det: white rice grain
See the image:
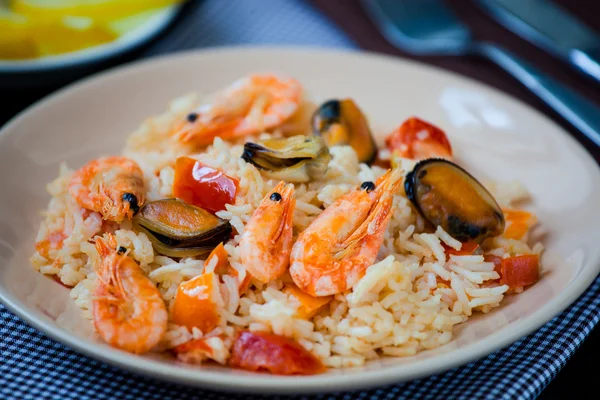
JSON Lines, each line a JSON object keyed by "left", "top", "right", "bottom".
{"left": 435, "top": 226, "right": 461, "bottom": 250}
{"left": 418, "top": 233, "right": 446, "bottom": 263}
{"left": 465, "top": 285, "right": 509, "bottom": 297}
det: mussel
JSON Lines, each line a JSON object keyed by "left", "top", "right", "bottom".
{"left": 241, "top": 135, "right": 331, "bottom": 183}
{"left": 404, "top": 159, "right": 505, "bottom": 242}
{"left": 133, "top": 199, "right": 232, "bottom": 257}
{"left": 312, "top": 99, "right": 377, "bottom": 165}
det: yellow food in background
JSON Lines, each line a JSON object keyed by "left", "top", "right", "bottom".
{"left": 0, "top": 13, "right": 117, "bottom": 59}
{"left": 33, "top": 18, "right": 117, "bottom": 57}
{"left": 0, "top": 0, "right": 183, "bottom": 60}
{"left": 0, "top": 12, "right": 36, "bottom": 59}
{"left": 0, "top": 33, "right": 37, "bottom": 60}
{"left": 11, "top": 0, "right": 181, "bottom": 21}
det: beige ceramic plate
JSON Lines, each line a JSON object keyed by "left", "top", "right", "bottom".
{"left": 1, "top": 48, "right": 599, "bottom": 394}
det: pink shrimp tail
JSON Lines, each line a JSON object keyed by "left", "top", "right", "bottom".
{"left": 95, "top": 234, "right": 117, "bottom": 258}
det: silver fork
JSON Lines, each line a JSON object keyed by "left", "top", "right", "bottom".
{"left": 363, "top": 0, "right": 600, "bottom": 146}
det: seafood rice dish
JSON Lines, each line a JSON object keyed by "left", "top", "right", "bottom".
{"left": 31, "top": 73, "right": 543, "bottom": 374}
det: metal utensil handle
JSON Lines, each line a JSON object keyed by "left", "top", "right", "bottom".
{"left": 478, "top": 43, "right": 600, "bottom": 146}
{"left": 570, "top": 47, "right": 600, "bottom": 83}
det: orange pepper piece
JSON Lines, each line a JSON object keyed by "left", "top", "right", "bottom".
{"left": 171, "top": 272, "right": 219, "bottom": 333}
{"left": 283, "top": 284, "right": 332, "bottom": 319}
{"left": 172, "top": 337, "right": 214, "bottom": 364}
{"left": 502, "top": 209, "right": 537, "bottom": 240}
{"left": 206, "top": 243, "right": 252, "bottom": 293}
{"left": 232, "top": 269, "right": 252, "bottom": 295}
{"left": 173, "top": 337, "right": 212, "bottom": 355}
{"left": 205, "top": 243, "right": 229, "bottom": 275}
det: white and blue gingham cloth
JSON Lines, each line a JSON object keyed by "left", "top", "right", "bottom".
{"left": 1, "top": 1, "right": 599, "bottom": 399}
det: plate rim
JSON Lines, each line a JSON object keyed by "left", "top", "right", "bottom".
{"left": 1, "top": 46, "right": 599, "bottom": 394}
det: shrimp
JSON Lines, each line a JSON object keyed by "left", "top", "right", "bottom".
{"left": 172, "top": 74, "right": 302, "bottom": 147}
{"left": 290, "top": 168, "right": 404, "bottom": 296}
{"left": 69, "top": 156, "right": 145, "bottom": 222}
{"left": 239, "top": 181, "right": 295, "bottom": 283}
{"left": 92, "top": 234, "right": 167, "bottom": 354}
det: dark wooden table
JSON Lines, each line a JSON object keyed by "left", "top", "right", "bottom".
{"left": 1, "top": 1, "right": 597, "bottom": 398}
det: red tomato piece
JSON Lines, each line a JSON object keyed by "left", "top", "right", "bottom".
{"left": 484, "top": 254, "right": 503, "bottom": 275}
{"left": 385, "top": 117, "right": 452, "bottom": 160}
{"left": 500, "top": 254, "right": 540, "bottom": 288}
{"left": 173, "top": 156, "right": 238, "bottom": 214}
{"left": 443, "top": 241, "right": 479, "bottom": 256}
{"left": 230, "top": 331, "right": 325, "bottom": 375}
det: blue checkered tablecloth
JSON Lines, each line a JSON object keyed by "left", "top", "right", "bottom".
{"left": 1, "top": 1, "right": 599, "bottom": 399}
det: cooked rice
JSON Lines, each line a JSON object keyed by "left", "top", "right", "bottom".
{"left": 30, "top": 93, "right": 543, "bottom": 368}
